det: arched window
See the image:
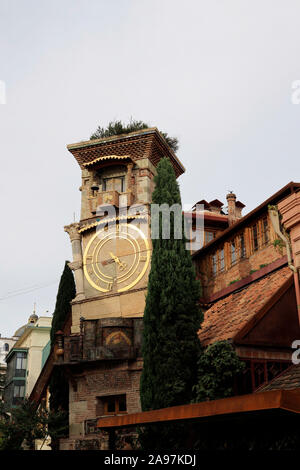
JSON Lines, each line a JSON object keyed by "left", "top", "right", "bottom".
{"left": 4, "top": 343, "right": 9, "bottom": 352}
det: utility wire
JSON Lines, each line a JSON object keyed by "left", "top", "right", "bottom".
{"left": 0, "top": 280, "right": 58, "bottom": 301}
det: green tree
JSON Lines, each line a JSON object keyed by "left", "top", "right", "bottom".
{"left": 139, "top": 158, "right": 202, "bottom": 448}
{"left": 90, "top": 118, "right": 179, "bottom": 153}
{"left": 193, "top": 341, "right": 245, "bottom": 402}
{"left": 0, "top": 399, "right": 67, "bottom": 451}
{"left": 49, "top": 261, "right": 76, "bottom": 449}
{"left": 50, "top": 261, "right": 76, "bottom": 346}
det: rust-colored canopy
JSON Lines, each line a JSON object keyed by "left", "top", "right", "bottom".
{"left": 97, "top": 389, "right": 300, "bottom": 430}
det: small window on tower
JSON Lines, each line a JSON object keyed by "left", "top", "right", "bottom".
{"left": 103, "top": 176, "right": 125, "bottom": 193}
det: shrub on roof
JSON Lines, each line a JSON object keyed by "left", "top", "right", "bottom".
{"left": 90, "top": 118, "right": 179, "bottom": 153}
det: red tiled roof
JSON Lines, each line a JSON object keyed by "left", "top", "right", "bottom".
{"left": 258, "top": 365, "right": 300, "bottom": 392}
{"left": 198, "top": 266, "right": 292, "bottom": 346}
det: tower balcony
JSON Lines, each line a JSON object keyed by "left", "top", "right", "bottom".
{"left": 89, "top": 191, "right": 134, "bottom": 215}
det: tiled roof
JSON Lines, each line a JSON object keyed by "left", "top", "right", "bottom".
{"left": 198, "top": 266, "right": 292, "bottom": 346}
{"left": 67, "top": 128, "right": 185, "bottom": 176}
{"left": 258, "top": 365, "right": 300, "bottom": 392}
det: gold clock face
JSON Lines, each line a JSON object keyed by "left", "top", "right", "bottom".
{"left": 83, "top": 223, "right": 150, "bottom": 293}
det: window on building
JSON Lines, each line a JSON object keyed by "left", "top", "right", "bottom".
{"left": 236, "top": 359, "right": 290, "bottom": 394}
{"left": 212, "top": 254, "right": 217, "bottom": 276}
{"left": 262, "top": 217, "right": 269, "bottom": 245}
{"left": 4, "top": 343, "right": 9, "bottom": 352}
{"left": 211, "top": 247, "right": 225, "bottom": 276}
{"left": 219, "top": 248, "right": 225, "bottom": 272}
{"left": 230, "top": 240, "right": 236, "bottom": 265}
{"left": 13, "top": 384, "right": 25, "bottom": 398}
{"left": 12, "top": 382, "right": 25, "bottom": 405}
{"left": 204, "top": 231, "right": 214, "bottom": 244}
{"left": 240, "top": 233, "right": 246, "bottom": 258}
{"left": 103, "top": 176, "right": 125, "bottom": 193}
{"left": 252, "top": 224, "right": 259, "bottom": 251}
{"left": 15, "top": 352, "right": 27, "bottom": 376}
{"left": 98, "top": 394, "right": 127, "bottom": 416}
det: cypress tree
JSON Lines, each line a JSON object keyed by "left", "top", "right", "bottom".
{"left": 50, "top": 261, "right": 76, "bottom": 346}
{"left": 49, "top": 261, "right": 75, "bottom": 449}
{"left": 139, "top": 158, "right": 202, "bottom": 447}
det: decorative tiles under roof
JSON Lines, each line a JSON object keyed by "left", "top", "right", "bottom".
{"left": 82, "top": 155, "right": 132, "bottom": 168}
{"left": 78, "top": 214, "right": 148, "bottom": 233}
{"left": 198, "top": 266, "right": 293, "bottom": 346}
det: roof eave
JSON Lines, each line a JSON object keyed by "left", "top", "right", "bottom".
{"left": 67, "top": 127, "right": 185, "bottom": 174}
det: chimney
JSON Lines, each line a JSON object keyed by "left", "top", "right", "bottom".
{"left": 226, "top": 192, "right": 245, "bottom": 225}
{"left": 226, "top": 192, "right": 237, "bottom": 225}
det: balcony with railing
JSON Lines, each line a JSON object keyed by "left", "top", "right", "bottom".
{"left": 89, "top": 191, "right": 134, "bottom": 215}
{"left": 57, "top": 318, "right": 142, "bottom": 365}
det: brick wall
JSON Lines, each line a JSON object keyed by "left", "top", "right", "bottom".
{"left": 68, "top": 359, "right": 142, "bottom": 439}
{"left": 198, "top": 243, "right": 287, "bottom": 299}
{"left": 195, "top": 211, "right": 287, "bottom": 299}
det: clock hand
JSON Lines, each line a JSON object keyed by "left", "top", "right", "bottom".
{"left": 109, "top": 252, "right": 127, "bottom": 271}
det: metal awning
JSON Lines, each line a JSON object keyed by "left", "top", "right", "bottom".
{"left": 97, "top": 389, "right": 300, "bottom": 430}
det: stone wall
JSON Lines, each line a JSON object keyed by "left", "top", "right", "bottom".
{"left": 69, "top": 362, "right": 142, "bottom": 432}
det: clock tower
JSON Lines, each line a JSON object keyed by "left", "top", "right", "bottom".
{"left": 60, "top": 128, "right": 185, "bottom": 450}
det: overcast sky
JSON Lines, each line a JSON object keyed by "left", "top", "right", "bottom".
{"left": 0, "top": 0, "right": 299, "bottom": 337}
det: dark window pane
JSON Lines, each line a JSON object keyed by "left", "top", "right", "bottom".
{"left": 262, "top": 218, "right": 269, "bottom": 244}
{"left": 119, "top": 396, "right": 126, "bottom": 412}
{"left": 240, "top": 234, "right": 246, "bottom": 258}
{"left": 252, "top": 225, "right": 259, "bottom": 251}
{"left": 231, "top": 241, "right": 236, "bottom": 264}
{"left": 219, "top": 248, "right": 225, "bottom": 271}
{"left": 205, "top": 231, "right": 214, "bottom": 243}
{"left": 107, "top": 399, "right": 115, "bottom": 413}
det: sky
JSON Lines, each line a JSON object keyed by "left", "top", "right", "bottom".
{"left": 0, "top": 0, "right": 299, "bottom": 337}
